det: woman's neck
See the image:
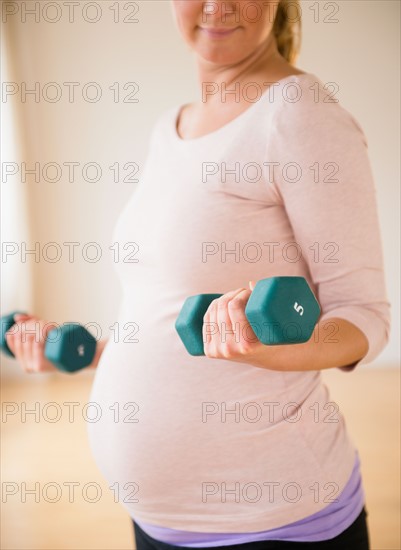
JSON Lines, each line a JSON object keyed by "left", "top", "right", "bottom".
{"left": 195, "top": 35, "right": 293, "bottom": 106}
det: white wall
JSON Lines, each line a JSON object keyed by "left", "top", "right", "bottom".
{"left": 1, "top": 0, "right": 399, "bottom": 377}
{"left": 1, "top": 24, "right": 32, "bottom": 313}
{"left": 298, "top": 0, "right": 400, "bottom": 365}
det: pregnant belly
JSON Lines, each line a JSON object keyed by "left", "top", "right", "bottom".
{"left": 87, "top": 335, "right": 268, "bottom": 491}
{"left": 86, "top": 319, "right": 355, "bottom": 529}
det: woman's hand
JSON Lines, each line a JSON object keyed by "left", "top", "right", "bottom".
{"left": 5, "top": 313, "right": 60, "bottom": 374}
{"left": 202, "top": 281, "right": 369, "bottom": 372}
{"left": 87, "top": 338, "right": 108, "bottom": 370}
{"left": 202, "top": 281, "right": 271, "bottom": 366}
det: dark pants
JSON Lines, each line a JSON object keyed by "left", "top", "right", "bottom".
{"left": 133, "top": 506, "right": 370, "bottom": 550}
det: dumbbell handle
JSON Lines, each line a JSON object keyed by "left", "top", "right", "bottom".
{"left": 0, "top": 311, "right": 97, "bottom": 373}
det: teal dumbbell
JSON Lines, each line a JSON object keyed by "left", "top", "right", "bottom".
{"left": 0, "top": 311, "right": 97, "bottom": 373}
{"left": 175, "top": 276, "right": 321, "bottom": 356}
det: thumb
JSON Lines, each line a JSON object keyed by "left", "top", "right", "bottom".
{"left": 13, "top": 313, "right": 32, "bottom": 322}
{"left": 249, "top": 280, "right": 256, "bottom": 291}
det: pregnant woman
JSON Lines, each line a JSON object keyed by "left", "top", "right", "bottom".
{"left": 7, "top": 1, "right": 390, "bottom": 549}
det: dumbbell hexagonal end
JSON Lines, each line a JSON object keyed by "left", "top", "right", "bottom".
{"left": 45, "top": 324, "right": 97, "bottom": 373}
{"left": 245, "top": 277, "right": 321, "bottom": 345}
{"left": 176, "top": 294, "right": 222, "bottom": 356}
{"left": 0, "top": 311, "right": 27, "bottom": 357}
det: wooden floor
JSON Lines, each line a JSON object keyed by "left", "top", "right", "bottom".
{"left": 1, "top": 367, "right": 400, "bottom": 550}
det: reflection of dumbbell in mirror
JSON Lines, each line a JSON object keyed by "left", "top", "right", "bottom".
{"left": 175, "top": 277, "right": 321, "bottom": 356}
{"left": 0, "top": 312, "right": 97, "bottom": 373}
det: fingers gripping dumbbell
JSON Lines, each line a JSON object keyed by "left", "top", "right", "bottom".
{"left": 0, "top": 312, "right": 97, "bottom": 373}
{"left": 175, "top": 277, "right": 321, "bottom": 356}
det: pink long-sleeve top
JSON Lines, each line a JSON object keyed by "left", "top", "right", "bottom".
{"left": 88, "top": 73, "right": 390, "bottom": 532}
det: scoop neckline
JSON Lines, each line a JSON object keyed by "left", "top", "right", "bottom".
{"left": 172, "top": 72, "right": 316, "bottom": 144}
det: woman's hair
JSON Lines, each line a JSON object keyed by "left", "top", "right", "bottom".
{"left": 272, "top": 0, "right": 302, "bottom": 65}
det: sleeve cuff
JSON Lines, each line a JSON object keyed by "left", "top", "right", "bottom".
{"left": 318, "top": 306, "right": 390, "bottom": 371}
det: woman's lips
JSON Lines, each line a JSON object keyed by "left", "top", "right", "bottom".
{"left": 199, "top": 27, "right": 239, "bottom": 39}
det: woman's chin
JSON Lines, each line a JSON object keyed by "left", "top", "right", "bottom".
{"left": 195, "top": 47, "right": 247, "bottom": 67}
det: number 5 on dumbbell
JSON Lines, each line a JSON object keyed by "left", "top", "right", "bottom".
{"left": 0, "top": 312, "right": 97, "bottom": 373}
{"left": 175, "top": 276, "right": 321, "bottom": 356}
